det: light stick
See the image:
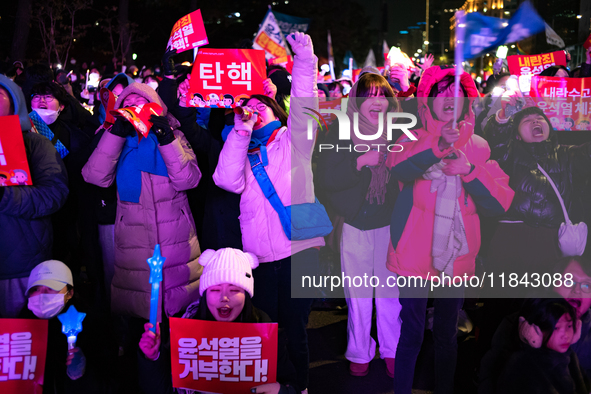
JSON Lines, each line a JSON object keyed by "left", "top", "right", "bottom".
{"left": 147, "top": 244, "right": 166, "bottom": 333}
{"left": 58, "top": 306, "right": 86, "bottom": 350}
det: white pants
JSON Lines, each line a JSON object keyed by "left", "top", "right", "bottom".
{"left": 341, "top": 223, "right": 402, "bottom": 363}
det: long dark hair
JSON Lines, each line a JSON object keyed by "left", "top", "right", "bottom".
{"left": 520, "top": 298, "right": 577, "bottom": 346}
{"left": 352, "top": 73, "right": 399, "bottom": 113}
{"left": 245, "top": 94, "right": 288, "bottom": 127}
{"left": 193, "top": 290, "right": 259, "bottom": 323}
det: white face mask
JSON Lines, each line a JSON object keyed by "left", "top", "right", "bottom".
{"left": 35, "top": 109, "right": 60, "bottom": 125}
{"left": 28, "top": 293, "right": 66, "bottom": 319}
{"left": 147, "top": 81, "right": 159, "bottom": 91}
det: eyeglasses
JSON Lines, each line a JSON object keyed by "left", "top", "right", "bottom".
{"left": 569, "top": 281, "right": 591, "bottom": 293}
{"left": 250, "top": 102, "right": 268, "bottom": 112}
{"left": 31, "top": 95, "right": 56, "bottom": 103}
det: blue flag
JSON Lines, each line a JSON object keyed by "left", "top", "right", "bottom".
{"left": 463, "top": 1, "right": 545, "bottom": 59}
{"left": 272, "top": 11, "right": 311, "bottom": 36}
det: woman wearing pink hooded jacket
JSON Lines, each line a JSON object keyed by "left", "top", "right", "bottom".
{"left": 213, "top": 33, "right": 322, "bottom": 392}
{"left": 385, "top": 66, "right": 514, "bottom": 393}
{"left": 82, "top": 83, "right": 202, "bottom": 322}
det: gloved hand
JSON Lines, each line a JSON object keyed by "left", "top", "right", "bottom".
{"left": 518, "top": 316, "right": 543, "bottom": 348}
{"left": 109, "top": 118, "right": 136, "bottom": 138}
{"left": 286, "top": 32, "right": 314, "bottom": 59}
{"left": 162, "top": 49, "right": 177, "bottom": 77}
{"left": 150, "top": 115, "right": 175, "bottom": 145}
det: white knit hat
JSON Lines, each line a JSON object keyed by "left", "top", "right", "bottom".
{"left": 198, "top": 248, "right": 259, "bottom": 297}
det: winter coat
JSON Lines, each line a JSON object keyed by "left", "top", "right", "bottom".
{"left": 497, "top": 347, "right": 589, "bottom": 394}
{"left": 0, "top": 75, "right": 69, "bottom": 280}
{"left": 571, "top": 311, "right": 591, "bottom": 381}
{"left": 385, "top": 66, "right": 514, "bottom": 279}
{"left": 482, "top": 115, "right": 591, "bottom": 228}
{"left": 82, "top": 83, "right": 203, "bottom": 320}
{"left": 213, "top": 54, "right": 324, "bottom": 263}
{"left": 158, "top": 77, "right": 242, "bottom": 250}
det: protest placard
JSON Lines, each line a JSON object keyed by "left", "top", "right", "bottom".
{"left": 253, "top": 10, "right": 290, "bottom": 60}
{"left": 170, "top": 318, "right": 278, "bottom": 394}
{"left": 0, "top": 319, "right": 48, "bottom": 394}
{"left": 530, "top": 76, "right": 591, "bottom": 130}
{"left": 166, "top": 10, "right": 209, "bottom": 54}
{"left": 99, "top": 88, "right": 116, "bottom": 127}
{"left": 110, "top": 103, "right": 164, "bottom": 139}
{"left": 187, "top": 49, "right": 266, "bottom": 108}
{"left": 0, "top": 115, "right": 33, "bottom": 186}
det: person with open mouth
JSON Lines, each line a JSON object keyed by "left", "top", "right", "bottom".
{"left": 138, "top": 248, "right": 302, "bottom": 394}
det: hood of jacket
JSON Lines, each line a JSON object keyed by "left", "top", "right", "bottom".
{"left": 98, "top": 73, "right": 136, "bottom": 124}
{"left": 0, "top": 74, "right": 32, "bottom": 131}
{"left": 415, "top": 66, "right": 479, "bottom": 144}
{"left": 115, "top": 82, "right": 168, "bottom": 116}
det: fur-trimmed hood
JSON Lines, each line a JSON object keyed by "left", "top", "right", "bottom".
{"left": 115, "top": 83, "right": 168, "bottom": 116}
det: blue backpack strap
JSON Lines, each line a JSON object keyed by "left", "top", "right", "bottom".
{"left": 247, "top": 154, "right": 292, "bottom": 240}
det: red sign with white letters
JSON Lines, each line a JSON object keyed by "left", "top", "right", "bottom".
{"left": 110, "top": 103, "right": 164, "bottom": 139}
{"left": 187, "top": 49, "right": 266, "bottom": 108}
{"left": 0, "top": 319, "right": 48, "bottom": 394}
{"left": 166, "top": 10, "right": 209, "bottom": 54}
{"left": 529, "top": 76, "right": 591, "bottom": 130}
{"left": 507, "top": 51, "right": 567, "bottom": 76}
{"left": 169, "top": 318, "right": 278, "bottom": 394}
{"left": 0, "top": 115, "right": 33, "bottom": 186}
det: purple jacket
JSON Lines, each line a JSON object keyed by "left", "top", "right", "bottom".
{"left": 82, "top": 84, "right": 202, "bottom": 320}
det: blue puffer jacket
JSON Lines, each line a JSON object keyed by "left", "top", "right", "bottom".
{"left": 0, "top": 75, "right": 69, "bottom": 280}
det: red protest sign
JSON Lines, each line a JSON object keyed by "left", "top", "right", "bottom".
{"left": 0, "top": 319, "right": 48, "bottom": 394}
{"left": 507, "top": 51, "right": 567, "bottom": 76}
{"left": 110, "top": 103, "right": 164, "bottom": 139}
{"left": 169, "top": 318, "right": 278, "bottom": 394}
{"left": 319, "top": 97, "right": 343, "bottom": 126}
{"left": 529, "top": 76, "right": 591, "bottom": 130}
{"left": 99, "top": 88, "right": 116, "bottom": 127}
{"left": 167, "top": 10, "right": 208, "bottom": 54}
{"left": 584, "top": 33, "right": 591, "bottom": 50}
{"left": 0, "top": 115, "right": 33, "bottom": 186}
{"left": 188, "top": 49, "right": 266, "bottom": 108}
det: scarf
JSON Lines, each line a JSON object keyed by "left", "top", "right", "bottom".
{"left": 347, "top": 86, "right": 392, "bottom": 205}
{"left": 115, "top": 131, "right": 169, "bottom": 203}
{"left": 424, "top": 162, "right": 470, "bottom": 276}
{"left": 29, "top": 111, "right": 69, "bottom": 159}
{"left": 221, "top": 120, "right": 282, "bottom": 166}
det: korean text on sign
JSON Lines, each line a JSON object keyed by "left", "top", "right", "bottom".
{"left": 170, "top": 318, "right": 278, "bottom": 394}
{"left": 0, "top": 319, "right": 48, "bottom": 394}
{"left": 507, "top": 51, "right": 567, "bottom": 76}
{"left": 188, "top": 49, "right": 266, "bottom": 109}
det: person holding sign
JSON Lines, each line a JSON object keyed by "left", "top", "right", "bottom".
{"left": 82, "top": 83, "right": 203, "bottom": 322}
{"left": 213, "top": 32, "right": 323, "bottom": 392}
{"left": 137, "top": 247, "right": 300, "bottom": 394}
{"left": 0, "top": 74, "right": 69, "bottom": 319}
{"left": 19, "top": 259, "right": 117, "bottom": 393}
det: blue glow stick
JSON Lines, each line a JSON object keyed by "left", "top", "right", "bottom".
{"left": 147, "top": 244, "right": 165, "bottom": 333}
{"left": 58, "top": 305, "right": 86, "bottom": 350}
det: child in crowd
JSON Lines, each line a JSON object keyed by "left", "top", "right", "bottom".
{"left": 138, "top": 248, "right": 300, "bottom": 394}
{"left": 497, "top": 298, "right": 588, "bottom": 393}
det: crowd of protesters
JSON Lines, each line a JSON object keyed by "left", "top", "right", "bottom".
{"left": 2, "top": 30, "right": 591, "bottom": 394}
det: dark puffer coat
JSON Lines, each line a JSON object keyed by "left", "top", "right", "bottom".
{"left": 482, "top": 109, "right": 591, "bottom": 228}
